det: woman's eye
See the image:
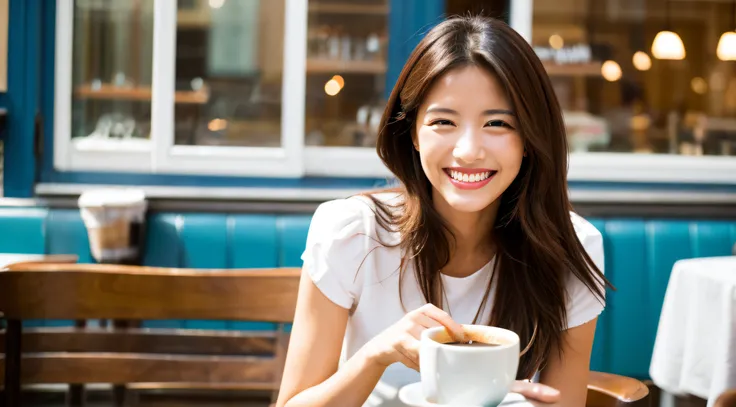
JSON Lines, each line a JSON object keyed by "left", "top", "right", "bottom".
{"left": 486, "top": 120, "right": 514, "bottom": 129}
{"left": 429, "top": 119, "right": 454, "bottom": 126}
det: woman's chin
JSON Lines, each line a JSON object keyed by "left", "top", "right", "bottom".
{"left": 441, "top": 191, "right": 497, "bottom": 213}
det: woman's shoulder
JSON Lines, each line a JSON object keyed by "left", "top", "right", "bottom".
{"left": 302, "top": 192, "right": 403, "bottom": 310}
{"left": 310, "top": 192, "right": 403, "bottom": 239}
{"left": 564, "top": 211, "right": 606, "bottom": 329}
{"left": 570, "top": 212, "right": 603, "bottom": 260}
{"left": 569, "top": 211, "right": 602, "bottom": 245}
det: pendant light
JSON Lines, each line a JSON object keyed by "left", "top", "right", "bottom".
{"left": 717, "top": 0, "right": 736, "bottom": 61}
{"left": 652, "top": 0, "right": 686, "bottom": 60}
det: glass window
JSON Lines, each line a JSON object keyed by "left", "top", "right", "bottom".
{"left": 71, "top": 0, "right": 154, "bottom": 149}
{"left": 173, "top": 0, "right": 285, "bottom": 148}
{"left": 533, "top": 0, "right": 736, "bottom": 157}
{"left": 304, "top": 0, "right": 389, "bottom": 147}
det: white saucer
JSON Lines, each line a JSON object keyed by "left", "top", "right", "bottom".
{"left": 398, "top": 382, "right": 532, "bottom": 407}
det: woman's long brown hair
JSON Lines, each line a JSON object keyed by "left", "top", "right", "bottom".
{"left": 365, "top": 16, "right": 611, "bottom": 379}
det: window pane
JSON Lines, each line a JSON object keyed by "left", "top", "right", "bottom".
{"left": 173, "top": 0, "right": 285, "bottom": 148}
{"left": 533, "top": 0, "right": 736, "bottom": 156}
{"left": 71, "top": 0, "right": 154, "bottom": 145}
{"left": 304, "top": 0, "right": 389, "bottom": 147}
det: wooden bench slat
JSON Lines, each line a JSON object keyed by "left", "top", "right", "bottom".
{"left": 0, "top": 328, "right": 277, "bottom": 355}
{"left": 0, "top": 266, "right": 302, "bottom": 322}
{"left": 0, "top": 353, "right": 279, "bottom": 385}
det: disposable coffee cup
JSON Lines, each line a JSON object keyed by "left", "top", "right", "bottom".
{"left": 78, "top": 189, "right": 147, "bottom": 263}
{"left": 420, "top": 324, "right": 520, "bottom": 407}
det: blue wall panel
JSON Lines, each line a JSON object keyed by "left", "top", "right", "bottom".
{"left": 689, "top": 222, "right": 733, "bottom": 258}
{"left": 46, "top": 209, "right": 93, "bottom": 263}
{"left": 179, "top": 214, "right": 228, "bottom": 270}
{"left": 143, "top": 214, "right": 181, "bottom": 268}
{"left": 230, "top": 215, "right": 279, "bottom": 269}
{"left": 278, "top": 216, "right": 312, "bottom": 267}
{"left": 179, "top": 214, "right": 229, "bottom": 330}
{"left": 0, "top": 208, "right": 46, "bottom": 253}
{"left": 3, "top": 0, "right": 43, "bottom": 197}
{"left": 605, "top": 220, "right": 649, "bottom": 377}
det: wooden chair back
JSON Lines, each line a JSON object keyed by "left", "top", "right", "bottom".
{"left": 0, "top": 263, "right": 301, "bottom": 406}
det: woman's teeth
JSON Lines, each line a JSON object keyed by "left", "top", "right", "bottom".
{"left": 449, "top": 170, "right": 492, "bottom": 182}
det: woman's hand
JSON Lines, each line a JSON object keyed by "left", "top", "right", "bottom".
{"left": 361, "top": 303, "right": 465, "bottom": 371}
{"left": 511, "top": 381, "right": 561, "bottom": 406}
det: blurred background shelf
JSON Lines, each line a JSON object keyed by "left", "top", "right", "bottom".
{"left": 74, "top": 84, "right": 210, "bottom": 105}
{"left": 544, "top": 63, "right": 603, "bottom": 77}
{"left": 308, "top": 3, "right": 389, "bottom": 15}
{"left": 306, "top": 59, "right": 386, "bottom": 74}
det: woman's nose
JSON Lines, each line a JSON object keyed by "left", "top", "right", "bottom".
{"left": 452, "top": 128, "right": 485, "bottom": 163}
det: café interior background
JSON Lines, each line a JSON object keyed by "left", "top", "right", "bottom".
{"left": 0, "top": 1, "right": 735, "bottom": 407}
{"left": 2, "top": 0, "right": 736, "bottom": 194}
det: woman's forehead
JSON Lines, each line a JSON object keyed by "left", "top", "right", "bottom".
{"left": 420, "top": 66, "right": 511, "bottom": 112}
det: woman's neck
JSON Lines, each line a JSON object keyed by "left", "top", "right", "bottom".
{"left": 433, "top": 195, "right": 500, "bottom": 277}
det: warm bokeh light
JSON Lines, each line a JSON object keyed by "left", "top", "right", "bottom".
{"left": 651, "top": 31, "right": 686, "bottom": 60}
{"left": 332, "top": 75, "right": 345, "bottom": 89}
{"left": 691, "top": 77, "right": 708, "bottom": 95}
{"left": 325, "top": 79, "right": 341, "bottom": 96}
{"left": 717, "top": 31, "right": 736, "bottom": 61}
{"left": 548, "top": 34, "right": 564, "bottom": 50}
{"left": 632, "top": 51, "right": 652, "bottom": 71}
{"left": 601, "top": 60, "right": 622, "bottom": 82}
{"left": 209, "top": 0, "right": 226, "bottom": 9}
{"left": 208, "top": 118, "right": 228, "bottom": 132}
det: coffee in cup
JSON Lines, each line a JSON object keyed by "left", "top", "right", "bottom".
{"left": 420, "top": 324, "right": 520, "bottom": 406}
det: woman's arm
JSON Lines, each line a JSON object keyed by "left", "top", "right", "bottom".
{"left": 538, "top": 318, "right": 598, "bottom": 407}
{"left": 275, "top": 270, "right": 386, "bottom": 407}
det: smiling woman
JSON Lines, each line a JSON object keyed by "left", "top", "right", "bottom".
{"left": 276, "top": 15, "right": 609, "bottom": 407}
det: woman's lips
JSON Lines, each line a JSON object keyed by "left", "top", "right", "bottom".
{"left": 444, "top": 168, "right": 496, "bottom": 190}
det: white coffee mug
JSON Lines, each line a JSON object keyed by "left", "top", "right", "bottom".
{"left": 420, "top": 324, "right": 520, "bottom": 406}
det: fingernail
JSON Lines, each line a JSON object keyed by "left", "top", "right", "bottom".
{"left": 543, "top": 388, "right": 560, "bottom": 397}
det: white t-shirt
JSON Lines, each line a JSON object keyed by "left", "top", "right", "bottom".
{"left": 301, "top": 192, "right": 606, "bottom": 407}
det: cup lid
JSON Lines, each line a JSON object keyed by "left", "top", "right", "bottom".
{"left": 78, "top": 188, "right": 146, "bottom": 208}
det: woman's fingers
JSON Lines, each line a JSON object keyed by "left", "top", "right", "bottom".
{"left": 511, "top": 381, "right": 561, "bottom": 404}
{"left": 397, "top": 337, "right": 420, "bottom": 371}
{"left": 412, "top": 312, "right": 444, "bottom": 329}
{"left": 417, "top": 304, "right": 466, "bottom": 342}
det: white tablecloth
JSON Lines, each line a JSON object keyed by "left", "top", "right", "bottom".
{"left": 650, "top": 256, "right": 736, "bottom": 407}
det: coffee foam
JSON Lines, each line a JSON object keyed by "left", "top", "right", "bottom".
{"left": 430, "top": 325, "right": 516, "bottom": 346}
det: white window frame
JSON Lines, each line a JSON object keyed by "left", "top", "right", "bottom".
{"left": 54, "top": 0, "right": 306, "bottom": 177}
{"left": 304, "top": 0, "right": 736, "bottom": 184}
{"left": 53, "top": 0, "right": 736, "bottom": 184}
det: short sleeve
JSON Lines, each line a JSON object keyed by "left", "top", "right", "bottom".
{"left": 565, "top": 213, "right": 606, "bottom": 329}
{"left": 301, "top": 198, "right": 371, "bottom": 310}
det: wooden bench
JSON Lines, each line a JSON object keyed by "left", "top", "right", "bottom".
{"left": 1, "top": 263, "right": 649, "bottom": 407}
{"left": 0, "top": 263, "right": 299, "bottom": 406}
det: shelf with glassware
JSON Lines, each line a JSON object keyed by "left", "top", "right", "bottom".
{"left": 305, "top": 1, "right": 389, "bottom": 147}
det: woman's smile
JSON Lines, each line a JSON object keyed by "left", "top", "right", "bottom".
{"left": 444, "top": 167, "right": 497, "bottom": 190}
